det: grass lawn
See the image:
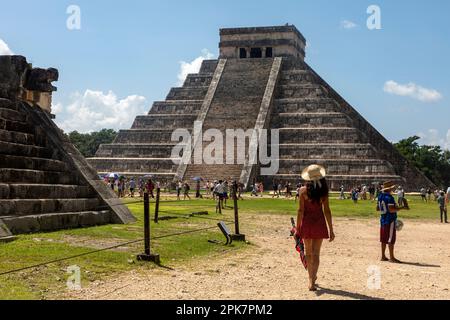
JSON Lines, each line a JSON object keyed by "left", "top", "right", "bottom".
{"left": 236, "top": 193, "right": 441, "bottom": 220}
{"left": 0, "top": 193, "right": 441, "bottom": 299}
{"left": 0, "top": 198, "right": 244, "bottom": 300}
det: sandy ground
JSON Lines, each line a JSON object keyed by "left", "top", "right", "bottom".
{"left": 63, "top": 215, "right": 450, "bottom": 300}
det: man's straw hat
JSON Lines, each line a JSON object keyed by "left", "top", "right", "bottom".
{"left": 381, "top": 181, "right": 397, "bottom": 192}
{"left": 301, "top": 164, "right": 326, "bottom": 182}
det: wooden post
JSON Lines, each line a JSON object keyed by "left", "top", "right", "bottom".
{"left": 154, "top": 188, "right": 161, "bottom": 223}
{"left": 231, "top": 181, "right": 245, "bottom": 241}
{"left": 137, "top": 193, "right": 160, "bottom": 263}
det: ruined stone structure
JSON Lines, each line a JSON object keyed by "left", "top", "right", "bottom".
{"left": 88, "top": 25, "right": 433, "bottom": 191}
{"left": 0, "top": 56, "right": 135, "bottom": 240}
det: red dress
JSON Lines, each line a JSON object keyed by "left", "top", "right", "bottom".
{"left": 300, "top": 198, "right": 329, "bottom": 240}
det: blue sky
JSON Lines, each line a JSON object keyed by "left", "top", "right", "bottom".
{"left": 1, "top": 0, "right": 449, "bottom": 148}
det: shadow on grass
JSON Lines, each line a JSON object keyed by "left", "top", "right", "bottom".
{"left": 156, "top": 263, "right": 175, "bottom": 271}
{"left": 315, "top": 286, "right": 384, "bottom": 300}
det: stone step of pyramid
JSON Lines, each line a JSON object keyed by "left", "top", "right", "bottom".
{"left": 0, "top": 107, "right": 28, "bottom": 122}
{"left": 274, "top": 159, "right": 396, "bottom": 175}
{"left": 280, "top": 58, "right": 309, "bottom": 71}
{"left": 0, "top": 141, "right": 53, "bottom": 158}
{"left": 199, "top": 60, "right": 219, "bottom": 74}
{"left": 184, "top": 164, "right": 243, "bottom": 182}
{"left": 0, "top": 154, "right": 68, "bottom": 172}
{"left": 277, "top": 144, "right": 376, "bottom": 159}
{"left": 278, "top": 84, "right": 329, "bottom": 99}
{"left": 0, "top": 117, "right": 35, "bottom": 134}
{"left": 279, "top": 70, "right": 317, "bottom": 85}
{"left": 0, "top": 128, "right": 36, "bottom": 145}
{"left": 131, "top": 114, "right": 198, "bottom": 129}
{"left": 0, "top": 198, "right": 101, "bottom": 216}
{"left": 273, "top": 112, "right": 352, "bottom": 128}
{"left": 2, "top": 210, "right": 112, "bottom": 234}
{"left": 279, "top": 127, "right": 365, "bottom": 144}
{"left": 88, "top": 157, "right": 179, "bottom": 173}
{"left": 273, "top": 98, "right": 340, "bottom": 114}
{"left": 95, "top": 143, "right": 182, "bottom": 158}
{"left": 0, "top": 184, "right": 94, "bottom": 199}
{"left": 183, "top": 74, "right": 214, "bottom": 87}
{"left": 0, "top": 98, "right": 20, "bottom": 111}
{"left": 166, "top": 86, "right": 209, "bottom": 101}
{"left": 114, "top": 129, "right": 192, "bottom": 144}
{"left": 149, "top": 101, "right": 203, "bottom": 115}
{"left": 0, "top": 168, "right": 81, "bottom": 185}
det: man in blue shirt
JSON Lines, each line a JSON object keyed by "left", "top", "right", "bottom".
{"left": 377, "top": 181, "right": 409, "bottom": 263}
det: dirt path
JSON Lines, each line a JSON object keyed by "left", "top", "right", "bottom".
{"left": 63, "top": 215, "right": 450, "bottom": 300}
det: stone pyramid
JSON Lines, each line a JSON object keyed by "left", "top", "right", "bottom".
{"left": 0, "top": 56, "right": 135, "bottom": 240}
{"left": 88, "top": 25, "right": 433, "bottom": 191}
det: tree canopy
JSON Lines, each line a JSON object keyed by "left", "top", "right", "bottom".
{"left": 394, "top": 136, "right": 450, "bottom": 188}
{"left": 67, "top": 129, "right": 117, "bottom": 158}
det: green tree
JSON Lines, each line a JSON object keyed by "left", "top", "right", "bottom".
{"left": 394, "top": 136, "right": 450, "bottom": 188}
{"left": 67, "top": 129, "right": 117, "bottom": 158}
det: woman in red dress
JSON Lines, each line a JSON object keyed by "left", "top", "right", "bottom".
{"left": 296, "top": 165, "right": 335, "bottom": 291}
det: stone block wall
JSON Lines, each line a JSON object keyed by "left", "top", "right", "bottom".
{"left": 0, "top": 56, "right": 134, "bottom": 237}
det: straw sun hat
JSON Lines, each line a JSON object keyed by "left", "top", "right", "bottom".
{"left": 381, "top": 181, "right": 397, "bottom": 192}
{"left": 301, "top": 164, "right": 327, "bottom": 182}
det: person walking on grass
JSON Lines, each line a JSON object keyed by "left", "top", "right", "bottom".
{"left": 214, "top": 180, "right": 225, "bottom": 213}
{"left": 129, "top": 178, "right": 136, "bottom": 198}
{"left": 295, "top": 183, "right": 301, "bottom": 202}
{"left": 251, "top": 182, "right": 258, "bottom": 197}
{"left": 237, "top": 183, "right": 244, "bottom": 200}
{"left": 397, "top": 186, "right": 405, "bottom": 207}
{"left": 339, "top": 185, "right": 345, "bottom": 200}
{"left": 223, "top": 181, "right": 229, "bottom": 207}
{"left": 272, "top": 180, "right": 279, "bottom": 198}
{"left": 438, "top": 191, "right": 448, "bottom": 223}
{"left": 420, "top": 187, "right": 427, "bottom": 202}
{"left": 183, "top": 182, "right": 191, "bottom": 200}
{"left": 377, "top": 181, "right": 409, "bottom": 263}
{"left": 351, "top": 188, "right": 359, "bottom": 204}
{"left": 296, "top": 165, "right": 335, "bottom": 292}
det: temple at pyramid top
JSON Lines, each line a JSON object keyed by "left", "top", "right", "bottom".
{"left": 219, "top": 25, "right": 306, "bottom": 59}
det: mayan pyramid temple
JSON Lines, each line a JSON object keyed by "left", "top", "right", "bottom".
{"left": 0, "top": 56, "right": 135, "bottom": 240}
{"left": 88, "top": 25, "right": 432, "bottom": 191}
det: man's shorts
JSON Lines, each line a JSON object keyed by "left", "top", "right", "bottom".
{"left": 380, "top": 222, "right": 396, "bottom": 245}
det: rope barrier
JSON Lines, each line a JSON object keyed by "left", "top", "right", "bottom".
{"left": 0, "top": 225, "right": 221, "bottom": 277}
{"left": 0, "top": 189, "right": 243, "bottom": 276}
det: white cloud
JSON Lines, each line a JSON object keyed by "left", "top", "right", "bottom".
{"left": 0, "top": 39, "right": 13, "bottom": 55}
{"left": 54, "top": 90, "right": 148, "bottom": 133}
{"left": 384, "top": 80, "right": 443, "bottom": 103}
{"left": 177, "top": 49, "right": 215, "bottom": 86}
{"left": 340, "top": 20, "right": 358, "bottom": 29}
{"left": 418, "top": 129, "right": 450, "bottom": 150}
{"left": 52, "top": 102, "right": 63, "bottom": 115}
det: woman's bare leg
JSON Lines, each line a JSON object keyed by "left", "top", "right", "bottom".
{"left": 311, "top": 239, "right": 323, "bottom": 289}
{"left": 304, "top": 240, "right": 316, "bottom": 291}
